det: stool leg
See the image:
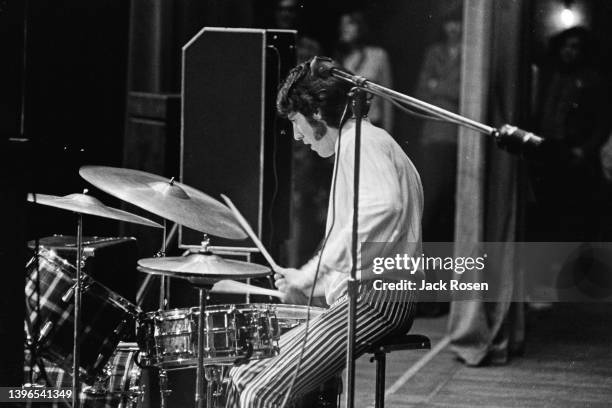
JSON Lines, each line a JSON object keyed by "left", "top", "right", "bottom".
{"left": 374, "top": 352, "right": 386, "bottom": 408}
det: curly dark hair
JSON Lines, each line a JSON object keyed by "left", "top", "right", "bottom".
{"left": 276, "top": 57, "right": 353, "bottom": 128}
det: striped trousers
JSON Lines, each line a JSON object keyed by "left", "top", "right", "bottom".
{"left": 225, "top": 282, "right": 417, "bottom": 408}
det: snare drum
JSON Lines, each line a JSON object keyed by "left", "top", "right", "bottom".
{"left": 137, "top": 304, "right": 279, "bottom": 369}
{"left": 25, "top": 248, "right": 140, "bottom": 384}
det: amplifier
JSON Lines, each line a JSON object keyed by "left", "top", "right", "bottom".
{"left": 27, "top": 235, "right": 138, "bottom": 302}
{"left": 181, "top": 28, "right": 296, "bottom": 256}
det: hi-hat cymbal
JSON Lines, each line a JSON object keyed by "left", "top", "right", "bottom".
{"left": 27, "top": 193, "right": 162, "bottom": 228}
{"left": 211, "top": 279, "right": 283, "bottom": 299}
{"left": 79, "top": 166, "right": 247, "bottom": 240}
{"left": 137, "top": 254, "right": 270, "bottom": 282}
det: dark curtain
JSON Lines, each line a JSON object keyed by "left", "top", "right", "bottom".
{"left": 448, "top": 0, "right": 527, "bottom": 366}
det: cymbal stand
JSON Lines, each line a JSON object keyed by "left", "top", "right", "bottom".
{"left": 204, "top": 365, "right": 227, "bottom": 408}
{"left": 23, "top": 301, "right": 51, "bottom": 386}
{"left": 159, "top": 369, "right": 171, "bottom": 408}
{"left": 195, "top": 286, "right": 210, "bottom": 408}
{"left": 159, "top": 219, "right": 170, "bottom": 310}
{"left": 158, "top": 219, "right": 172, "bottom": 408}
{"left": 72, "top": 213, "right": 84, "bottom": 408}
{"left": 135, "top": 223, "right": 178, "bottom": 306}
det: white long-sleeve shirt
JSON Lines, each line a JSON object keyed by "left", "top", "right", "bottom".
{"left": 302, "top": 119, "right": 424, "bottom": 304}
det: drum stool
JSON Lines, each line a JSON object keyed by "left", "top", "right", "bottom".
{"left": 365, "top": 334, "right": 431, "bottom": 408}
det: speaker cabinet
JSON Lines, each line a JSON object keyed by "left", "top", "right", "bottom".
{"left": 181, "top": 28, "right": 296, "bottom": 257}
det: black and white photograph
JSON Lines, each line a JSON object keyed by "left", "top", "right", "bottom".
{"left": 2, "top": 0, "right": 612, "bottom": 407}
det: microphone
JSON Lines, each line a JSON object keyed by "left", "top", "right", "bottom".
{"left": 308, "top": 56, "right": 337, "bottom": 79}
{"left": 496, "top": 124, "right": 548, "bottom": 160}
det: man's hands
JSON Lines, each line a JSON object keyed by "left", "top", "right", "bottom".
{"left": 273, "top": 267, "right": 312, "bottom": 305}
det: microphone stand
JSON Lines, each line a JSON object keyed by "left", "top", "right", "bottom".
{"left": 72, "top": 213, "right": 83, "bottom": 408}
{"left": 308, "top": 56, "right": 542, "bottom": 408}
{"left": 345, "top": 87, "right": 367, "bottom": 408}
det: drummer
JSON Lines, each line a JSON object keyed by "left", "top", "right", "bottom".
{"left": 225, "top": 58, "right": 423, "bottom": 408}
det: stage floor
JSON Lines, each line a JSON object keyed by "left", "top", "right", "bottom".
{"left": 347, "top": 303, "right": 612, "bottom": 408}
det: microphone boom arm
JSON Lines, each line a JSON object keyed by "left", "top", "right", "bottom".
{"left": 310, "top": 56, "right": 544, "bottom": 151}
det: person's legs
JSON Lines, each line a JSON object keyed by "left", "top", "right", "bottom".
{"left": 225, "top": 285, "right": 416, "bottom": 408}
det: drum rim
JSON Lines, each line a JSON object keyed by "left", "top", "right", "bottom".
{"left": 143, "top": 303, "right": 327, "bottom": 320}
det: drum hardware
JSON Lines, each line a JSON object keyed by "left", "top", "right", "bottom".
{"left": 136, "top": 223, "right": 179, "bottom": 307}
{"left": 27, "top": 191, "right": 160, "bottom": 408}
{"left": 233, "top": 341, "right": 255, "bottom": 366}
{"left": 159, "top": 368, "right": 172, "bottom": 408}
{"left": 61, "top": 274, "right": 91, "bottom": 303}
{"left": 195, "top": 286, "right": 209, "bottom": 408}
{"left": 71, "top": 209, "right": 83, "bottom": 408}
{"left": 61, "top": 284, "right": 76, "bottom": 303}
{"left": 159, "top": 219, "right": 171, "bottom": 311}
{"left": 201, "top": 234, "right": 211, "bottom": 252}
{"left": 23, "top": 302, "right": 52, "bottom": 387}
{"left": 38, "top": 321, "right": 53, "bottom": 341}
{"left": 204, "top": 365, "right": 230, "bottom": 408}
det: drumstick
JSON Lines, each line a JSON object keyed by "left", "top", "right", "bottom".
{"left": 221, "top": 194, "right": 280, "bottom": 271}
{"left": 211, "top": 279, "right": 283, "bottom": 299}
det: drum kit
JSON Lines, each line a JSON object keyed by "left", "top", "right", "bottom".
{"left": 26, "top": 165, "right": 329, "bottom": 408}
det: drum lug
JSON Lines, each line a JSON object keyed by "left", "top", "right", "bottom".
{"left": 61, "top": 279, "right": 92, "bottom": 303}
{"left": 129, "top": 385, "right": 145, "bottom": 396}
{"left": 61, "top": 284, "right": 76, "bottom": 303}
{"left": 233, "top": 341, "right": 253, "bottom": 366}
{"left": 94, "top": 353, "right": 107, "bottom": 371}
{"left": 115, "top": 319, "right": 127, "bottom": 333}
{"left": 39, "top": 321, "right": 53, "bottom": 341}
